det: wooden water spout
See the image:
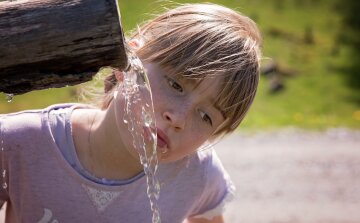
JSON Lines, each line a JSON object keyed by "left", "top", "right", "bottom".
{"left": 0, "top": 0, "right": 128, "bottom": 95}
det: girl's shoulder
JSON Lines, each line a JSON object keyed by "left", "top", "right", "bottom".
{"left": 170, "top": 148, "right": 229, "bottom": 184}
{"left": 1, "top": 103, "right": 87, "bottom": 123}
{"left": 194, "top": 149, "right": 235, "bottom": 198}
{"left": 158, "top": 148, "right": 224, "bottom": 184}
{"left": 0, "top": 106, "right": 47, "bottom": 137}
{"left": 180, "top": 149, "right": 235, "bottom": 219}
{"left": 195, "top": 148, "right": 225, "bottom": 174}
{"left": 0, "top": 103, "right": 82, "bottom": 141}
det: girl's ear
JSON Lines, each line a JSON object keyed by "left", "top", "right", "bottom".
{"left": 128, "top": 39, "right": 143, "bottom": 50}
{"left": 112, "top": 69, "right": 123, "bottom": 82}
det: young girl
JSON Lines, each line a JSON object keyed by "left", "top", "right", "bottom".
{"left": 0, "top": 3, "right": 261, "bottom": 223}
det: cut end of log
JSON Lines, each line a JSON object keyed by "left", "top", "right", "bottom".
{"left": 0, "top": 0, "right": 129, "bottom": 95}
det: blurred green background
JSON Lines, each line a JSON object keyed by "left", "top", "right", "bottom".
{"left": 1, "top": 0, "right": 359, "bottom": 131}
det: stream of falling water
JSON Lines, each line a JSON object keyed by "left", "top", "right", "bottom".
{"left": 116, "top": 53, "right": 161, "bottom": 223}
{"left": 114, "top": 2, "right": 161, "bottom": 222}
{"left": 122, "top": 54, "right": 161, "bottom": 223}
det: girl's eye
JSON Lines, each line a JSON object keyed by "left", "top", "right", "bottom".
{"left": 168, "top": 78, "right": 183, "bottom": 93}
{"left": 199, "top": 110, "right": 213, "bottom": 126}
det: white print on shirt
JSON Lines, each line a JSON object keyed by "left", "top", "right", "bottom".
{"left": 82, "top": 184, "right": 122, "bottom": 212}
{"left": 37, "top": 208, "right": 59, "bottom": 223}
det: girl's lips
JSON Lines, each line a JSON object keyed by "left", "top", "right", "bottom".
{"left": 156, "top": 129, "right": 169, "bottom": 149}
{"left": 142, "top": 127, "right": 170, "bottom": 154}
{"left": 157, "top": 135, "right": 167, "bottom": 148}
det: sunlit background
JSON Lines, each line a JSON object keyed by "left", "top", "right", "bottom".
{"left": 0, "top": 0, "right": 359, "bottom": 222}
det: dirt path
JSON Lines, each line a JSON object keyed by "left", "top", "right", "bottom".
{"left": 215, "top": 128, "right": 360, "bottom": 223}
{"left": 1, "top": 128, "right": 359, "bottom": 222}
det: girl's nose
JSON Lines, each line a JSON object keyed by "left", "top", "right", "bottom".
{"left": 163, "top": 110, "right": 186, "bottom": 130}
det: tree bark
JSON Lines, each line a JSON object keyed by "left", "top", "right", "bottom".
{"left": 0, "top": 0, "right": 128, "bottom": 95}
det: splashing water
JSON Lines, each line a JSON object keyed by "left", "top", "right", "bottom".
{"left": 116, "top": 53, "right": 161, "bottom": 223}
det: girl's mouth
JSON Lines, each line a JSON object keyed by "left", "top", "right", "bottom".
{"left": 156, "top": 129, "right": 169, "bottom": 150}
{"left": 143, "top": 127, "right": 170, "bottom": 152}
{"left": 157, "top": 135, "right": 167, "bottom": 148}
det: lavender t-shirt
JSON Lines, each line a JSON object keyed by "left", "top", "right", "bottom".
{"left": 0, "top": 104, "right": 234, "bottom": 223}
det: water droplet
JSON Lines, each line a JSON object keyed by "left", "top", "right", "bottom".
{"left": 5, "top": 94, "right": 14, "bottom": 103}
{"left": 2, "top": 182, "right": 7, "bottom": 189}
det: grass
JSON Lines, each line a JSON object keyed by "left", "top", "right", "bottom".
{"left": 237, "top": 0, "right": 360, "bottom": 130}
{"left": 1, "top": 0, "right": 359, "bottom": 131}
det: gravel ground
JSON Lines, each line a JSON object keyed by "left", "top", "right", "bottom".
{"left": 1, "top": 128, "right": 359, "bottom": 222}
{"left": 215, "top": 128, "right": 360, "bottom": 223}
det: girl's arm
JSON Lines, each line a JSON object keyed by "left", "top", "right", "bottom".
{"left": 184, "top": 215, "right": 224, "bottom": 223}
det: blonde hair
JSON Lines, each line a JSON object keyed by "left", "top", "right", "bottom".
{"left": 103, "top": 3, "right": 262, "bottom": 136}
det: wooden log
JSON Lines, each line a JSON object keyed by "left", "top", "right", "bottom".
{"left": 0, "top": 0, "right": 128, "bottom": 95}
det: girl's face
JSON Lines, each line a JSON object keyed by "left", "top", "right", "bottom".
{"left": 144, "top": 62, "right": 225, "bottom": 162}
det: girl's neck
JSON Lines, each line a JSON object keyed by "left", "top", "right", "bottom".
{"left": 71, "top": 105, "right": 143, "bottom": 181}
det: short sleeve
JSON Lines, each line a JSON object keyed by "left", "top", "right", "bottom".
{"left": 189, "top": 150, "right": 235, "bottom": 220}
